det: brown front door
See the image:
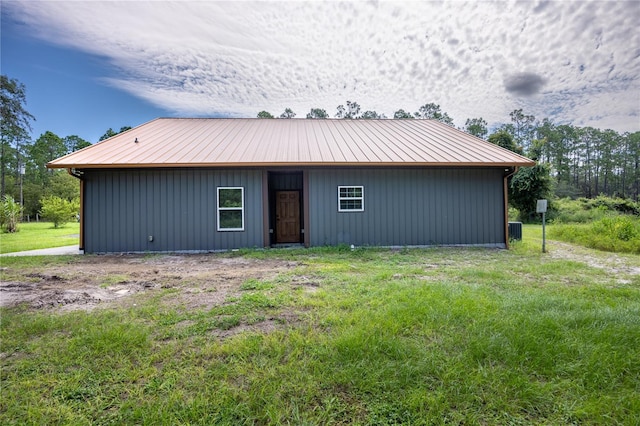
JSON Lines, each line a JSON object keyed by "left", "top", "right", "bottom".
{"left": 276, "top": 191, "right": 300, "bottom": 243}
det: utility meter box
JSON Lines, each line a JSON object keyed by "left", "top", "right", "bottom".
{"left": 536, "top": 199, "right": 548, "bottom": 213}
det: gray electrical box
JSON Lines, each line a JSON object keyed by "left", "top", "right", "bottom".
{"left": 536, "top": 199, "right": 548, "bottom": 213}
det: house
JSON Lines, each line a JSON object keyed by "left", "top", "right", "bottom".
{"left": 47, "top": 118, "right": 535, "bottom": 253}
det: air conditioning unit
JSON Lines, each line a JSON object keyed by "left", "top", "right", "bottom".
{"left": 508, "top": 222, "right": 522, "bottom": 241}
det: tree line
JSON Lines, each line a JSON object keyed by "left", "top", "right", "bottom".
{"left": 260, "top": 104, "right": 640, "bottom": 205}
{"left": 1, "top": 75, "right": 132, "bottom": 220}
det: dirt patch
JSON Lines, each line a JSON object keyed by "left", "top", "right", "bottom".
{"left": 0, "top": 254, "right": 297, "bottom": 312}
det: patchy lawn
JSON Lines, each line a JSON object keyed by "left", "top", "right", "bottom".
{"left": 1, "top": 241, "right": 639, "bottom": 424}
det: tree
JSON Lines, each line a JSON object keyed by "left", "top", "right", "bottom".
{"left": 1, "top": 75, "right": 35, "bottom": 197}
{"left": 64, "top": 135, "right": 91, "bottom": 152}
{"left": 393, "top": 109, "right": 414, "bottom": 119}
{"left": 306, "top": 108, "right": 329, "bottom": 119}
{"left": 335, "top": 101, "right": 360, "bottom": 119}
{"left": 257, "top": 111, "right": 274, "bottom": 119}
{"left": 49, "top": 171, "right": 80, "bottom": 202}
{"left": 628, "top": 131, "right": 640, "bottom": 200}
{"left": 414, "top": 103, "right": 454, "bottom": 125}
{"left": 464, "top": 117, "right": 488, "bottom": 139}
{"left": 488, "top": 130, "right": 521, "bottom": 154}
{"left": 39, "top": 195, "right": 80, "bottom": 228}
{"left": 279, "top": 108, "right": 296, "bottom": 119}
{"left": 488, "top": 130, "right": 551, "bottom": 220}
{"left": 28, "top": 131, "right": 67, "bottom": 187}
{"left": 99, "top": 126, "right": 132, "bottom": 142}
{"left": 509, "top": 163, "right": 553, "bottom": 221}
{"left": 361, "top": 110, "right": 383, "bottom": 119}
{"left": 509, "top": 109, "right": 536, "bottom": 152}
{"left": 0, "top": 194, "right": 21, "bottom": 233}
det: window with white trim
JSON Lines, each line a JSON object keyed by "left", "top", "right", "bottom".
{"left": 338, "top": 186, "right": 364, "bottom": 212}
{"left": 217, "top": 187, "right": 244, "bottom": 231}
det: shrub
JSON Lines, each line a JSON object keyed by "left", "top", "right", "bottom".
{"left": 592, "top": 216, "right": 639, "bottom": 241}
{"left": 1, "top": 195, "right": 22, "bottom": 233}
{"left": 39, "top": 196, "right": 80, "bottom": 228}
{"left": 549, "top": 215, "right": 640, "bottom": 254}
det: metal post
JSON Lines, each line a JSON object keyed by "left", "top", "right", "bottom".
{"left": 542, "top": 211, "right": 546, "bottom": 253}
{"left": 536, "top": 199, "right": 548, "bottom": 254}
{"left": 19, "top": 162, "right": 24, "bottom": 221}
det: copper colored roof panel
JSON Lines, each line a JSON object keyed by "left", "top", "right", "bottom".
{"left": 47, "top": 118, "right": 536, "bottom": 169}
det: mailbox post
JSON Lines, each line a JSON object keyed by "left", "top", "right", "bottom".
{"left": 537, "top": 199, "right": 548, "bottom": 253}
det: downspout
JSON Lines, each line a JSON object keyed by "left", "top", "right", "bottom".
{"left": 503, "top": 166, "right": 519, "bottom": 249}
{"left": 67, "top": 168, "right": 85, "bottom": 252}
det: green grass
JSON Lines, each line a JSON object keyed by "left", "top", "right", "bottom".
{"left": 0, "top": 222, "right": 79, "bottom": 254}
{"left": 2, "top": 241, "right": 639, "bottom": 424}
{"left": 549, "top": 215, "right": 640, "bottom": 254}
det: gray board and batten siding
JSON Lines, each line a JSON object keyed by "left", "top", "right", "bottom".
{"left": 83, "top": 168, "right": 263, "bottom": 253}
{"left": 308, "top": 168, "right": 506, "bottom": 247}
{"left": 82, "top": 166, "right": 506, "bottom": 253}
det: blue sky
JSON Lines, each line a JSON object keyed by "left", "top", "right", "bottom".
{"left": 2, "top": 1, "right": 639, "bottom": 144}
{"left": 1, "top": 12, "right": 168, "bottom": 143}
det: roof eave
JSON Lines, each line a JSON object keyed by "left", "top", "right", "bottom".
{"left": 47, "top": 160, "right": 536, "bottom": 169}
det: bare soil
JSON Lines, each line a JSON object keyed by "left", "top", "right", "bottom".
{"left": 0, "top": 254, "right": 298, "bottom": 312}
{"left": 1, "top": 243, "right": 637, "bottom": 314}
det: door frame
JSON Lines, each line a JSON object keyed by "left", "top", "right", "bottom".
{"left": 262, "top": 170, "right": 309, "bottom": 247}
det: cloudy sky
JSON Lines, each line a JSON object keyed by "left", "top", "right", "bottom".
{"left": 2, "top": 1, "right": 639, "bottom": 142}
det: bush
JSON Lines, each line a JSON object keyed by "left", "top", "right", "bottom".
{"left": 586, "top": 195, "right": 640, "bottom": 215}
{"left": 39, "top": 196, "right": 80, "bottom": 228}
{"left": 549, "top": 215, "right": 640, "bottom": 254}
{"left": 550, "top": 196, "right": 640, "bottom": 224}
{"left": 1, "top": 195, "right": 22, "bottom": 233}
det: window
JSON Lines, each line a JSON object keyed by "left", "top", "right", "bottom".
{"left": 338, "top": 186, "right": 364, "bottom": 212}
{"left": 217, "top": 187, "right": 244, "bottom": 231}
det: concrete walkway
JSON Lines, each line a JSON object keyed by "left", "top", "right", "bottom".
{"left": 1, "top": 245, "right": 83, "bottom": 257}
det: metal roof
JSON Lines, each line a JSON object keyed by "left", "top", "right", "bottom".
{"left": 47, "top": 118, "right": 536, "bottom": 169}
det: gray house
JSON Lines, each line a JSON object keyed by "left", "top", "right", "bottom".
{"left": 48, "top": 118, "right": 534, "bottom": 253}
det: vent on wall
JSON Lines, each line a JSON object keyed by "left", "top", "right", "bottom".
{"left": 508, "top": 222, "right": 523, "bottom": 241}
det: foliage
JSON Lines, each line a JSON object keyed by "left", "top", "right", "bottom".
{"left": 1, "top": 75, "right": 35, "bottom": 197}
{"left": 257, "top": 110, "right": 274, "bottom": 119}
{"left": 279, "top": 108, "right": 296, "bottom": 119}
{"left": 39, "top": 195, "right": 79, "bottom": 228}
{"left": 98, "top": 126, "right": 132, "bottom": 142}
{"left": 27, "top": 131, "right": 68, "bottom": 186}
{"left": 393, "top": 108, "right": 413, "bottom": 119}
{"left": 335, "top": 101, "right": 360, "bottom": 119}
{"left": 488, "top": 130, "right": 522, "bottom": 154}
{"left": 48, "top": 171, "right": 80, "bottom": 202}
{"left": 360, "top": 110, "right": 383, "bottom": 119}
{"left": 0, "top": 221, "right": 79, "bottom": 253}
{"left": 509, "top": 163, "right": 553, "bottom": 221}
{"left": 63, "top": 135, "right": 91, "bottom": 152}
{"left": 507, "top": 108, "right": 537, "bottom": 151}
{"left": 584, "top": 194, "right": 640, "bottom": 215}
{"left": 464, "top": 117, "right": 488, "bottom": 139}
{"left": 1, "top": 194, "right": 22, "bottom": 233}
{"left": 551, "top": 195, "right": 640, "bottom": 222}
{"left": 305, "top": 108, "right": 328, "bottom": 119}
{"left": 413, "top": 102, "right": 454, "bottom": 125}
{"left": 2, "top": 246, "right": 639, "bottom": 424}
{"left": 550, "top": 216, "right": 640, "bottom": 254}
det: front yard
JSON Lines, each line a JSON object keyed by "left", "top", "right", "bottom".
{"left": 1, "top": 232, "right": 639, "bottom": 424}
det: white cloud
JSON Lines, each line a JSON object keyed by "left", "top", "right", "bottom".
{"left": 7, "top": 0, "right": 640, "bottom": 131}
